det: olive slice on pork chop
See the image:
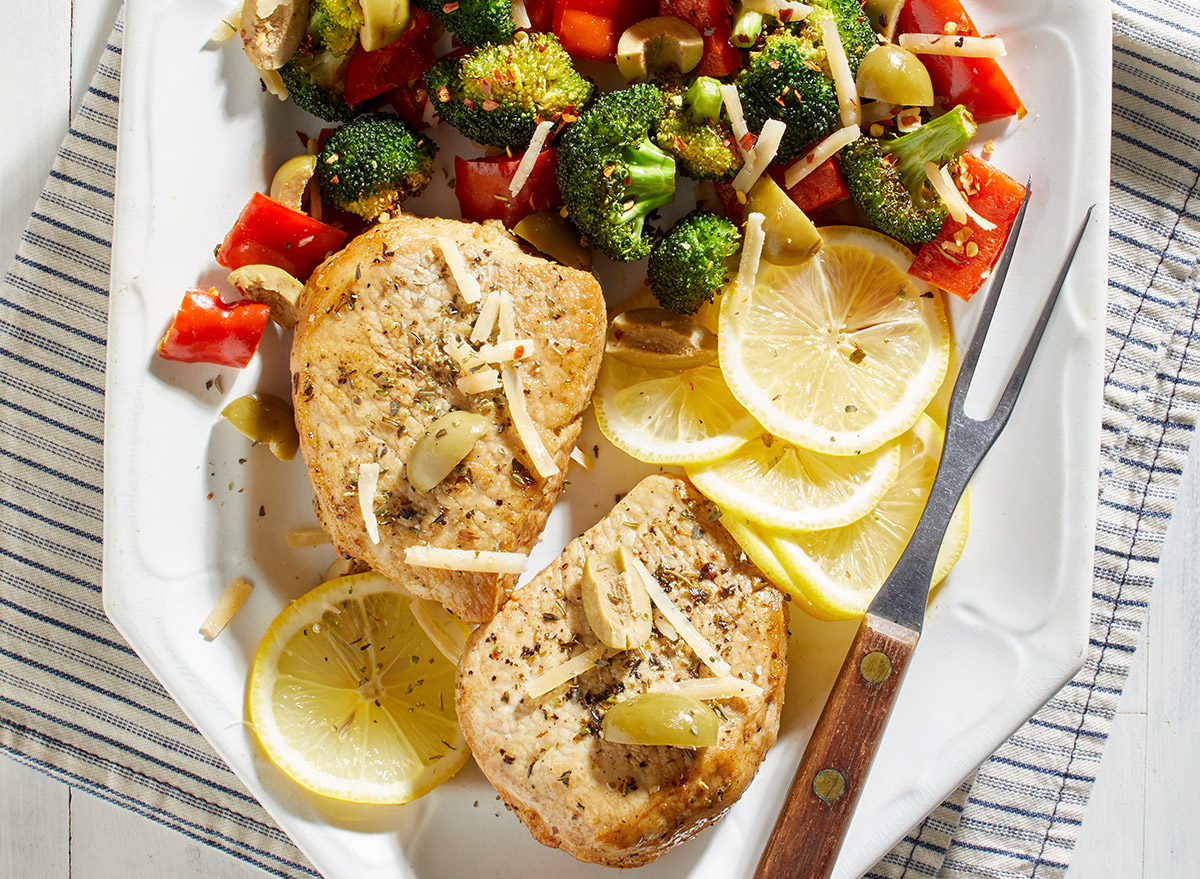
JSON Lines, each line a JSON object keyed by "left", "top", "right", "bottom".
{"left": 457, "top": 474, "right": 789, "bottom": 866}
{"left": 291, "top": 216, "right": 606, "bottom": 623}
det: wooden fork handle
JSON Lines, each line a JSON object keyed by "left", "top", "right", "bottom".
{"left": 755, "top": 613, "right": 921, "bottom": 879}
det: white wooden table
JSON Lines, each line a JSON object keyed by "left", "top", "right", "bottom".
{"left": 3, "top": 3, "right": 1198, "bottom": 877}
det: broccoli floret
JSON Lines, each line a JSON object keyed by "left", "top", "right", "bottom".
{"left": 839, "top": 105, "right": 978, "bottom": 245}
{"left": 309, "top": 0, "right": 364, "bottom": 56}
{"left": 426, "top": 33, "right": 594, "bottom": 150}
{"left": 812, "top": 0, "right": 877, "bottom": 74}
{"left": 736, "top": 31, "right": 839, "bottom": 162}
{"left": 317, "top": 112, "right": 438, "bottom": 220}
{"left": 556, "top": 84, "right": 677, "bottom": 262}
{"left": 413, "top": 0, "right": 513, "bottom": 47}
{"left": 279, "top": 47, "right": 358, "bottom": 122}
{"left": 655, "top": 76, "right": 744, "bottom": 181}
{"left": 648, "top": 211, "right": 742, "bottom": 314}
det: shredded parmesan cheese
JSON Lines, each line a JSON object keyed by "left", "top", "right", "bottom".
{"left": 412, "top": 599, "right": 472, "bottom": 663}
{"left": 898, "top": 34, "right": 1007, "bottom": 57}
{"left": 478, "top": 339, "right": 537, "bottom": 363}
{"left": 740, "top": 0, "right": 813, "bottom": 20}
{"left": 358, "top": 462, "right": 381, "bottom": 545}
{"left": 211, "top": 8, "right": 242, "bottom": 41}
{"left": 439, "top": 237, "right": 482, "bottom": 304}
{"left": 719, "top": 84, "right": 752, "bottom": 158}
{"left": 650, "top": 676, "right": 764, "bottom": 700}
{"left": 735, "top": 212, "right": 766, "bottom": 302}
{"left": 783, "top": 124, "right": 860, "bottom": 189}
{"left": 199, "top": 577, "right": 253, "bottom": 641}
{"left": 508, "top": 120, "right": 555, "bottom": 196}
{"left": 653, "top": 608, "right": 679, "bottom": 641}
{"left": 511, "top": 0, "right": 532, "bottom": 29}
{"left": 526, "top": 646, "right": 607, "bottom": 698}
{"left": 629, "top": 556, "right": 733, "bottom": 678}
{"left": 733, "top": 118, "right": 786, "bottom": 192}
{"left": 284, "top": 527, "right": 330, "bottom": 548}
{"left": 925, "top": 163, "right": 997, "bottom": 230}
{"left": 458, "top": 370, "right": 501, "bottom": 394}
{"left": 859, "top": 101, "right": 899, "bottom": 125}
{"left": 570, "top": 446, "right": 593, "bottom": 471}
{"left": 501, "top": 364, "right": 560, "bottom": 478}
{"left": 820, "top": 17, "right": 860, "bottom": 128}
{"left": 404, "top": 546, "right": 529, "bottom": 573}
{"left": 470, "top": 288, "right": 502, "bottom": 343}
{"left": 497, "top": 291, "right": 517, "bottom": 342}
{"left": 257, "top": 67, "right": 288, "bottom": 100}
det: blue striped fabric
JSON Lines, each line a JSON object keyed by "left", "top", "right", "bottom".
{"left": 0, "top": 4, "right": 1197, "bottom": 879}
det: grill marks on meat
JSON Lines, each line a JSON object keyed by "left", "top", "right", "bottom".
{"left": 457, "top": 475, "right": 789, "bottom": 866}
{"left": 291, "top": 217, "right": 606, "bottom": 622}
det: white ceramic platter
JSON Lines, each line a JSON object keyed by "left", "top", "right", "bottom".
{"left": 103, "top": 2, "right": 1111, "bottom": 877}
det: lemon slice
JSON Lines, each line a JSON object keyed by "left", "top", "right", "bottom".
{"left": 719, "top": 225, "right": 950, "bottom": 456}
{"left": 720, "top": 512, "right": 830, "bottom": 620}
{"left": 686, "top": 432, "right": 901, "bottom": 531}
{"left": 593, "top": 357, "right": 759, "bottom": 465}
{"left": 248, "top": 572, "right": 469, "bottom": 803}
{"left": 739, "top": 415, "right": 969, "bottom": 619}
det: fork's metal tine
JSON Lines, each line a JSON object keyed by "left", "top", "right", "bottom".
{"left": 948, "top": 180, "right": 1034, "bottom": 414}
{"left": 987, "top": 204, "right": 1097, "bottom": 428}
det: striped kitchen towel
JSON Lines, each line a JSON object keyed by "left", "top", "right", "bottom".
{"left": 0, "top": 4, "right": 1198, "bottom": 879}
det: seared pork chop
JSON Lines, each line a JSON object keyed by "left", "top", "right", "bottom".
{"left": 291, "top": 216, "right": 606, "bottom": 622}
{"left": 457, "top": 474, "right": 789, "bottom": 866}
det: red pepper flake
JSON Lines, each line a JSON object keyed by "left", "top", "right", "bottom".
{"left": 673, "top": 137, "right": 686, "bottom": 152}
{"left": 463, "top": 97, "right": 474, "bottom": 109}
{"left": 482, "top": 99, "right": 500, "bottom": 111}
{"left": 768, "top": 59, "right": 781, "bottom": 69}
{"left": 602, "top": 163, "right": 616, "bottom": 177}
{"left": 435, "top": 85, "right": 452, "bottom": 103}
{"left": 738, "top": 131, "right": 758, "bottom": 152}
{"left": 443, "top": 1, "right": 459, "bottom": 11}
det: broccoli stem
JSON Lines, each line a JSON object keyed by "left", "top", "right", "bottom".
{"left": 685, "top": 77, "right": 724, "bottom": 123}
{"left": 889, "top": 105, "right": 977, "bottom": 194}
{"left": 732, "top": 10, "right": 764, "bottom": 48}
{"left": 618, "top": 140, "right": 678, "bottom": 227}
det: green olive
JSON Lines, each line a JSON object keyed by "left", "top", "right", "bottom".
{"left": 582, "top": 547, "right": 653, "bottom": 650}
{"left": 601, "top": 693, "right": 720, "bottom": 748}
{"left": 605, "top": 308, "right": 718, "bottom": 370}
{"left": 855, "top": 44, "right": 935, "bottom": 107}
{"left": 221, "top": 393, "right": 299, "bottom": 460}
{"left": 513, "top": 211, "right": 591, "bottom": 270}
{"left": 407, "top": 411, "right": 489, "bottom": 492}
{"left": 863, "top": 0, "right": 907, "bottom": 41}
{"left": 746, "top": 175, "right": 823, "bottom": 266}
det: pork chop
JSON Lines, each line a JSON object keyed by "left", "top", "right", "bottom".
{"left": 457, "top": 474, "right": 789, "bottom": 866}
{"left": 291, "top": 216, "right": 606, "bottom": 623}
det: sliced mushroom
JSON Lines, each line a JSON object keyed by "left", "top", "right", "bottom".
{"left": 616, "top": 17, "right": 704, "bottom": 83}
{"left": 240, "top": 0, "right": 310, "bottom": 71}
{"left": 359, "top": 0, "right": 411, "bottom": 52}
{"left": 606, "top": 307, "right": 718, "bottom": 370}
{"left": 269, "top": 154, "right": 317, "bottom": 212}
{"left": 227, "top": 264, "right": 303, "bottom": 329}
{"left": 582, "top": 547, "right": 653, "bottom": 651}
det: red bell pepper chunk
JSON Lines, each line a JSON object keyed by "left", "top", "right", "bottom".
{"left": 523, "top": 0, "right": 556, "bottom": 32}
{"left": 658, "top": 0, "right": 741, "bottom": 77}
{"left": 769, "top": 158, "right": 850, "bottom": 216}
{"left": 553, "top": 0, "right": 659, "bottom": 63}
{"left": 897, "top": 0, "right": 1022, "bottom": 123}
{"left": 908, "top": 153, "right": 1026, "bottom": 301}
{"left": 216, "top": 192, "right": 348, "bottom": 282}
{"left": 157, "top": 289, "right": 272, "bottom": 369}
{"left": 343, "top": 8, "right": 434, "bottom": 107}
{"left": 454, "top": 148, "right": 562, "bottom": 227}
{"left": 713, "top": 179, "right": 744, "bottom": 224}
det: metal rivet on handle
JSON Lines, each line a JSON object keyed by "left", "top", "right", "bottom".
{"left": 813, "top": 768, "right": 846, "bottom": 802}
{"left": 860, "top": 651, "right": 893, "bottom": 684}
